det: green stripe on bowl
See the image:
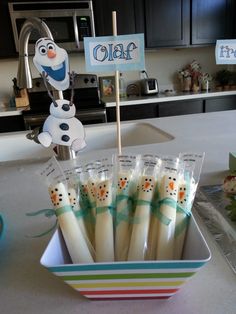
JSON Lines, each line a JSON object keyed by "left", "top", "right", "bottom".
{"left": 60, "top": 272, "right": 195, "bottom": 281}
{"left": 48, "top": 261, "right": 205, "bottom": 273}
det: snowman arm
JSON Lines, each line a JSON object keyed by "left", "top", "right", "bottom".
{"left": 38, "top": 131, "right": 53, "bottom": 147}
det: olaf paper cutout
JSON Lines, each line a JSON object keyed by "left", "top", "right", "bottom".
{"left": 37, "top": 96, "right": 86, "bottom": 151}
{"left": 33, "top": 38, "right": 86, "bottom": 151}
{"left": 33, "top": 37, "right": 70, "bottom": 91}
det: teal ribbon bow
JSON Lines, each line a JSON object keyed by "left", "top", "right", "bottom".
{"left": 26, "top": 205, "right": 73, "bottom": 238}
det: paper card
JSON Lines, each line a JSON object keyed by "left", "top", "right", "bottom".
{"left": 215, "top": 40, "right": 236, "bottom": 64}
{"left": 84, "top": 34, "right": 145, "bottom": 72}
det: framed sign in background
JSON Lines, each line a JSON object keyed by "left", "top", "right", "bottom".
{"left": 99, "top": 76, "right": 115, "bottom": 98}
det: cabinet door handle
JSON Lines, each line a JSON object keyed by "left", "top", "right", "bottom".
{"left": 73, "top": 13, "right": 80, "bottom": 49}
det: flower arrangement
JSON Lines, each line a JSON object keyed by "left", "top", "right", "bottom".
{"left": 178, "top": 60, "right": 211, "bottom": 92}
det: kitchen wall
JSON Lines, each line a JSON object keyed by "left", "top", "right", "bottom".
{"left": 0, "top": 46, "right": 230, "bottom": 104}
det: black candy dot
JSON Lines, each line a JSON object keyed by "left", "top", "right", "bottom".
{"left": 61, "top": 135, "right": 70, "bottom": 142}
{"left": 60, "top": 123, "right": 69, "bottom": 131}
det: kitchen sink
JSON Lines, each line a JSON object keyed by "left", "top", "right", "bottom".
{"left": 84, "top": 121, "right": 174, "bottom": 152}
{"left": 0, "top": 122, "right": 174, "bottom": 162}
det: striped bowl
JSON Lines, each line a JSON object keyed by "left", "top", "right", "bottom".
{"left": 40, "top": 214, "right": 211, "bottom": 300}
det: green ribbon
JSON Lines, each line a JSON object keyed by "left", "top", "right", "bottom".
{"left": 115, "top": 193, "right": 134, "bottom": 226}
{"left": 55, "top": 205, "right": 72, "bottom": 217}
{"left": 96, "top": 204, "right": 116, "bottom": 216}
{"left": 151, "top": 197, "right": 177, "bottom": 226}
{"left": 26, "top": 205, "right": 73, "bottom": 238}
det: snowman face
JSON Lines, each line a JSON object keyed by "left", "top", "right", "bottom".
{"left": 49, "top": 183, "right": 69, "bottom": 208}
{"left": 68, "top": 188, "right": 78, "bottom": 210}
{"left": 96, "top": 180, "right": 112, "bottom": 206}
{"left": 33, "top": 37, "right": 69, "bottom": 91}
{"left": 177, "top": 183, "right": 188, "bottom": 207}
{"left": 141, "top": 176, "right": 155, "bottom": 193}
{"left": 88, "top": 180, "right": 97, "bottom": 199}
{"left": 79, "top": 183, "right": 89, "bottom": 200}
{"left": 163, "top": 174, "right": 178, "bottom": 199}
{"left": 117, "top": 175, "right": 130, "bottom": 192}
{"left": 49, "top": 99, "right": 76, "bottom": 119}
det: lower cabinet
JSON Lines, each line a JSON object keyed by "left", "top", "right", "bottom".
{"left": 106, "top": 103, "right": 158, "bottom": 122}
{"left": 0, "top": 115, "right": 25, "bottom": 133}
{"left": 158, "top": 99, "right": 203, "bottom": 117}
{"left": 204, "top": 96, "right": 236, "bottom": 112}
{"left": 106, "top": 95, "right": 236, "bottom": 122}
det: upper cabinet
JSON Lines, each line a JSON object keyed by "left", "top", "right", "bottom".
{"left": 145, "top": 0, "right": 190, "bottom": 48}
{"left": 191, "top": 0, "right": 234, "bottom": 45}
{"left": 143, "top": 0, "right": 234, "bottom": 48}
{"left": 0, "top": 0, "right": 235, "bottom": 59}
{"left": 93, "top": 0, "right": 143, "bottom": 36}
{"left": 93, "top": 0, "right": 234, "bottom": 48}
{"left": 0, "top": 0, "right": 17, "bottom": 58}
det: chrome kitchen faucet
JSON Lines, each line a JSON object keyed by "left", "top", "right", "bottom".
{"left": 18, "top": 17, "right": 76, "bottom": 160}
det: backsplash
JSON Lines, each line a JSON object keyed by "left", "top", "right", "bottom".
{"left": 0, "top": 46, "right": 233, "bottom": 104}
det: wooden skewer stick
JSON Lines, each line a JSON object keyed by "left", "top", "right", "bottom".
{"left": 112, "top": 11, "right": 122, "bottom": 155}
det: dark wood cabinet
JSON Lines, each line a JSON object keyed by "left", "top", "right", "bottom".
{"left": 93, "top": 0, "right": 142, "bottom": 36}
{"left": 0, "top": 115, "right": 25, "bottom": 132}
{"left": 106, "top": 103, "right": 158, "bottom": 122}
{"left": 0, "top": 1, "right": 17, "bottom": 58}
{"left": 204, "top": 95, "right": 236, "bottom": 112}
{"left": 145, "top": 0, "right": 190, "bottom": 48}
{"left": 191, "top": 0, "right": 233, "bottom": 45}
{"left": 106, "top": 95, "right": 236, "bottom": 122}
{"left": 158, "top": 99, "right": 203, "bottom": 117}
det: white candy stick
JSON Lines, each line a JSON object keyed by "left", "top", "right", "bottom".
{"left": 174, "top": 180, "right": 195, "bottom": 259}
{"left": 87, "top": 178, "right": 97, "bottom": 221}
{"left": 68, "top": 187, "right": 95, "bottom": 259}
{"left": 115, "top": 172, "right": 132, "bottom": 261}
{"left": 79, "top": 181, "right": 94, "bottom": 246}
{"left": 156, "top": 174, "right": 178, "bottom": 260}
{"left": 49, "top": 182, "right": 94, "bottom": 264}
{"left": 128, "top": 175, "right": 156, "bottom": 261}
{"left": 95, "top": 179, "right": 114, "bottom": 262}
{"left": 146, "top": 184, "right": 160, "bottom": 260}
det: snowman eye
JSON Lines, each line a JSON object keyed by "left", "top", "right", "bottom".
{"left": 39, "top": 45, "right": 47, "bottom": 55}
{"left": 47, "top": 42, "right": 55, "bottom": 50}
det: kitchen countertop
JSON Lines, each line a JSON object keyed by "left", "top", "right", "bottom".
{"left": 1, "top": 90, "right": 236, "bottom": 116}
{"left": 0, "top": 111, "right": 236, "bottom": 314}
{"left": 0, "top": 104, "right": 24, "bottom": 117}
{"left": 104, "top": 89, "right": 236, "bottom": 107}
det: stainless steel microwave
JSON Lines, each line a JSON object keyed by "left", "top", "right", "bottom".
{"left": 8, "top": 1, "right": 95, "bottom": 54}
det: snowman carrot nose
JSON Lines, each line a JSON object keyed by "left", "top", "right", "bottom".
{"left": 121, "top": 180, "right": 126, "bottom": 187}
{"left": 169, "top": 181, "right": 175, "bottom": 190}
{"left": 179, "top": 191, "right": 185, "bottom": 199}
{"left": 144, "top": 181, "right": 151, "bottom": 189}
{"left": 47, "top": 49, "right": 56, "bottom": 58}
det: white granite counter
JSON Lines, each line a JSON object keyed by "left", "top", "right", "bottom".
{"left": 104, "top": 89, "right": 236, "bottom": 107}
{"left": 0, "top": 104, "right": 24, "bottom": 116}
{"left": 0, "top": 111, "right": 235, "bottom": 314}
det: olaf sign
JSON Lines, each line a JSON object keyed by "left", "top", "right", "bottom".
{"left": 84, "top": 34, "right": 145, "bottom": 72}
{"left": 215, "top": 39, "right": 236, "bottom": 64}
